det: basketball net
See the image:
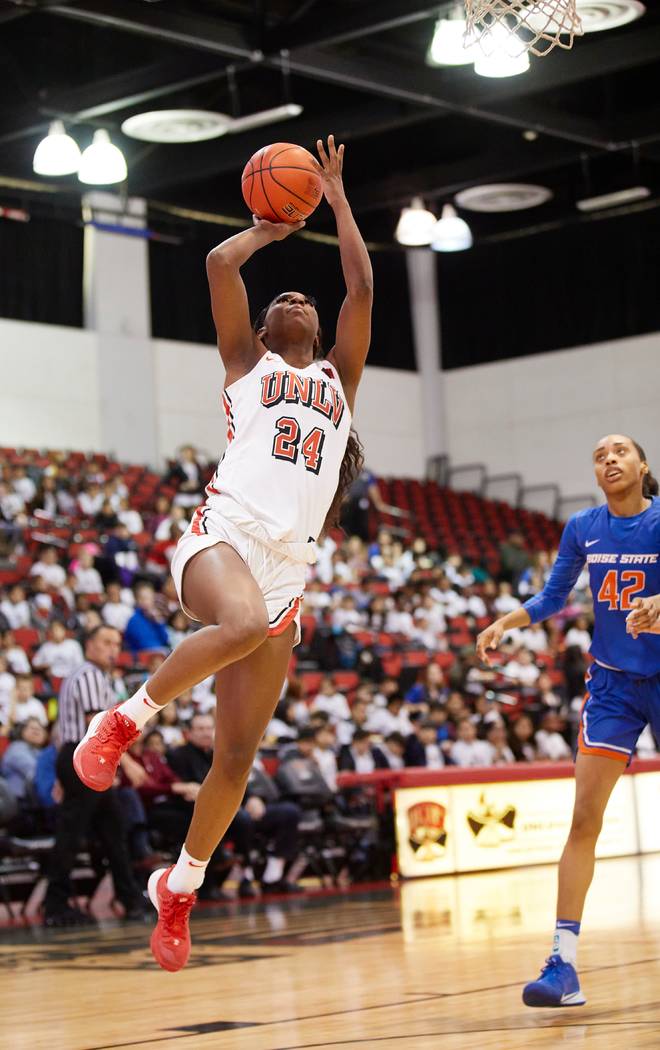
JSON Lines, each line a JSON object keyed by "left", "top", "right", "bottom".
{"left": 464, "top": 0, "right": 583, "bottom": 58}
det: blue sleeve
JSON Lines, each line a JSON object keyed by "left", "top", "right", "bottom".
{"left": 123, "top": 614, "right": 140, "bottom": 652}
{"left": 2, "top": 743, "right": 35, "bottom": 785}
{"left": 34, "top": 746, "right": 57, "bottom": 807}
{"left": 157, "top": 621, "right": 170, "bottom": 647}
{"left": 404, "top": 684, "right": 423, "bottom": 703}
{"left": 523, "top": 516, "right": 585, "bottom": 624}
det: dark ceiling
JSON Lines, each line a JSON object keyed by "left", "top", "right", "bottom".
{"left": 1, "top": 0, "right": 660, "bottom": 242}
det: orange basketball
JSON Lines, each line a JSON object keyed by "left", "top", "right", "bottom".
{"left": 241, "top": 142, "right": 322, "bottom": 224}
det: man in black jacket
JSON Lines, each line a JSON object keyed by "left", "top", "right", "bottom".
{"left": 244, "top": 760, "right": 303, "bottom": 894}
{"left": 167, "top": 713, "right": 302, "bottom": 896}
{"left": 337, "top": 729, "right": 389, "bottom": 773}
{"left": 403, "top": 719, "right": 445, "bottom": 768}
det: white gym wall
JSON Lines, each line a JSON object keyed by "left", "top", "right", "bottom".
{"left": 1, "top": 194, "right": 658, "bottom": 500}
{"left": 443, "top": 333, "right": 660, "bottom": 500}
{"left": 0, "top": 319, "right": 426, "bottom": 476}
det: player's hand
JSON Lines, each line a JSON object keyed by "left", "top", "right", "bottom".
{"left": 626, "top": 595, "right": 660, "bottom": 638}
{"left": 316, "top": 134, "right": 347, "bottom": 208}
{"left": 476, "top": 620, "right": 505, "bottom": 664}
{"left": 252, "top": 215, "right": 305, "bottom": 241}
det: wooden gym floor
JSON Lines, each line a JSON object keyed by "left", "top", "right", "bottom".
{"left": 3, "top": 853, "right": 660, "bottom": 1050}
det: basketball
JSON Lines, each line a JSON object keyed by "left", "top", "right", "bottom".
{"left": 241, "top": 142, "right": 323, "bottom": 224}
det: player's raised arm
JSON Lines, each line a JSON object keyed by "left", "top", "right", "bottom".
{"left": 206, "top": 217, "right": 304, "bottom": 381}
{"left": 318, "top": 135, "right": 373, "bottom": 409}
{"left": 476, "top": 515, "right": 585, "bottom": 663}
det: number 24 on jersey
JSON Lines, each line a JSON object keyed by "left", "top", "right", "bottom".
{"left": 272, "top": 417, "right": 325, "bottom": 475}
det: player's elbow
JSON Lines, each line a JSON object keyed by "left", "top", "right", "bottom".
{"left": 206, "top": 246, "right": 232, "bottom": 274}
{"left": 348, "top": 279, "right": 373, "bottom": 300}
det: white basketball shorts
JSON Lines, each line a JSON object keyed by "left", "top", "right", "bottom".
{"left": 170, "top": 504, "right": 306, "bottom": 645}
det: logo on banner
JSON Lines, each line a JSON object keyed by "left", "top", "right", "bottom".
{"left": 407, "top": 801, "right": 448, "bottom": 860}
{"left": 467, "top": 793, "right": 516, "bottom": 847}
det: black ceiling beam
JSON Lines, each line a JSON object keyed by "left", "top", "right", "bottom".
{"left": 265, "top": 1, "right": 442, "bottom": 54}
{"left": 132, "top": 100, "right": 443, "bottom": 194}
{"left": 44, "top": 3, "right": 660, "bottom": 153}
{"left": 0, "top": 56, "right": 229, "bottom": 146}
{"left": 287, "top": 23, "right": 660, "bottom": 149}
{"left": 46, "top": 1, "right": 612, "bottom": 149}
{"left": 465, "top": 97, "right": 607, "bottom": 153}
{"left": 44, "top": 57, "right": 227, "bottom": 122}
{"left": 0, "top": 5, "right": 31, "bottom": 24}
{"left": 286, "top": 47, "right": 616, "bottom": 149}
{"left": 446, "top": 25, "right": 660, "bottom": 111}
{"left": 47, "top": 1, "right": 257, "bottom": 59}
{"left": 348, "top": 140, "right": 584, "bottom": 212}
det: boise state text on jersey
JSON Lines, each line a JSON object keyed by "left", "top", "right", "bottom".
{"left": 524, "top": 498, "right": 660, "bottom": 677}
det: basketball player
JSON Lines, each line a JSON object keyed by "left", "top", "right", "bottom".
{"left": 73, "top": 135, "right": 373, "bottom": 971}
{"left": 477, "top": 435, "right": 660, "bottom": 1007}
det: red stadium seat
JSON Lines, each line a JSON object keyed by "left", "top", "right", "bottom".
{"left": 432, "top": 652, "right": 456, "bottom": 670}
{"left": 382, "top": 655, "right": 403, "bottom": 677}
{"left": 301, "top": 671, "right": 322, "bottom": 697}
{"left": 261, "top": 756, "right": 279, "bottom": 777}
{"left": 353, "top": 630, "right": 376, "bottom": 647}
{"left": 402, "top": 650, "right": 429, "bottom": 668}
{"left": 0, "top": 569, "right": 21, "bottom": 586}
{"left": 300, "top": 615, "right": 317, "bottom": 647}
{"left": 333, "top": 671, "right": 359, "bottom": 691}
{"left": 137, "top": 649, "right": 167, "bottom": 666}
{"left": 13, "top": 627, "right": 40, "bottom": 653}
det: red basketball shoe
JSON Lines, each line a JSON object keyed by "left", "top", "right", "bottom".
{"left": 73, "top": 707, "right": 140, "bottom": 791}
{"left": 148, "top": 867, "right": 196, "bottom": 972}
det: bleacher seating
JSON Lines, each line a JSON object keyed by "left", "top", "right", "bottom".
{"left": 0, "top": 442, "right": 594, "bottom": 913}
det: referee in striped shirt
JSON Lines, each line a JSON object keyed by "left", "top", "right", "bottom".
{"left": 44, "top": 625, "right": 144, "bottom": 925}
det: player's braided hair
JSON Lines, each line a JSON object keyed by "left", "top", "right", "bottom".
{"left": 254, "top": 300, "right": 364, "bottom": 533}
{"left": 632, "top": 439, "right": 659, "bottom": 499}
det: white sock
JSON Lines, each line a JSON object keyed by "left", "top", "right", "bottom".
{"left": 117, "top": 683, "right": 161, "bottom": 731}
{"left": 553, "top": 923, "right": 580, "bottom": 966}
{"left": 262, "top": 856, "right": 285, "bottom": 884}
{"left": 167, "top": 845, "right": 209, "bottom": 895}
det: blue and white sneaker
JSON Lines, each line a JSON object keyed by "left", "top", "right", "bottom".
{"left": 522, "top": 954, "right": 586, "bottom": 1008}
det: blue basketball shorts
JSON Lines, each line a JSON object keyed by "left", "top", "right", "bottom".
{"left": 578, "top": 662, "right": 660, "bottom": 764}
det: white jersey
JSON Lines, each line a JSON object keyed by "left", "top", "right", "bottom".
{"left": 199, "top": 351, "right": 352, "bottom": 562}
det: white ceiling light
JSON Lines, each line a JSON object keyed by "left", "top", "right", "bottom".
{"left": 227, "top": 102, "right": 303, "bottom": 133}
{"left": 33, "top": 120, "right": 81, "bottom": 176}
{"left": 121, "top": 110, "right": 232, "bottom": 143}
{"left": 455, "top": 183, "right": 553, "bottom": 212}
{"left": 474, "top": 22, "right": 531, "bottom": 77}
{"left": 527, "top": 0, "right": 644, "bottom": 35}
{"left": 121, "top": 103, "right": 303, "bottom": 144}
{"left": 576, "top": 186, "right": 651, "bottom": 212}
{"left": 395, "top": 197, "right": 437, "bottom": 246}
{"left": 576, "top": 0, "right": 645, "bottom": 31}
{"left": 427, "top": 7, "right": 479, "bottom": 65}
{"left": 78, "top": 129, "right": 127, "bottom": 185}
{"left": 431, "top": 204, "right": 473, "bottom": 252}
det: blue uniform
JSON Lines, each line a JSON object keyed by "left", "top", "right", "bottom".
{"left": 524, "top": 498, "right": 660, "bottom": 762}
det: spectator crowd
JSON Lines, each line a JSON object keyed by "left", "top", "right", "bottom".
{"left": 0, "top": 443, "right": 654, "bottom": 921}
